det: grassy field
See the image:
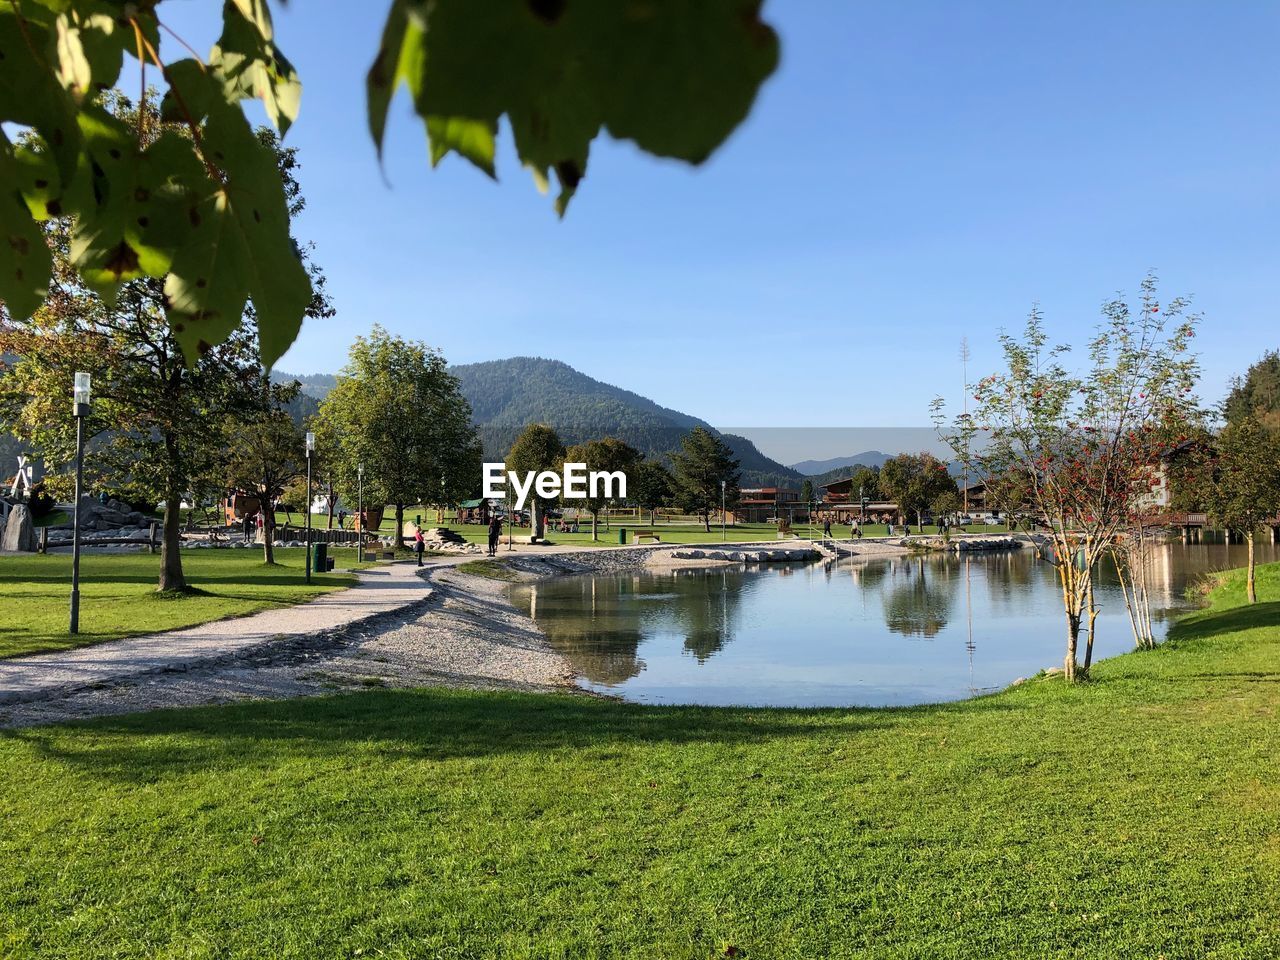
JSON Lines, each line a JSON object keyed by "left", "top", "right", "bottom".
{"left": 0, "top": 565, "right": 1277, "bottom": 957}
{"left": 0, "top": 549, "right": 360, "bottom": 659}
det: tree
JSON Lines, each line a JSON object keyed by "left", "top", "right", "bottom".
{"left": 224, "top": 384, "right": 305, "bottom": 565}
{"left": 878, "top": 453, "right": 956, "bottom": 531}
{"left": 564, "top": 437, "right": 641, "bottom": 541}
{"left": 631, "top": 460, "right": 675, "bottom": 526}
{"left": 1, "top": 2, "right": 778, "bottom": 362}
{"left": 316, "top": 327, "right": 480, "bottom": 548}
{"left": 850, "top": 466, "right": 880, "bottom": 502}
{"left": 935, "top": 277, "right": 1200, "bottom": 680}
{"left": 1223, "top": 350, "right": 1280, "bottom": 431}
{"left": 0, "top": 95, "right": 330, "bottom": 592}
{"left": 1202, "top": 417, "right": 1280, "bottom": 604}
{"left": 672, "top": 427, "right": 740, "bottom": 533}
{"left": 931, "top": 489, "right": 962, "bottom": 523}
{"left": 507, "top": 424, "right": 566, "bottom": 540}
{"left": 799, "top": 479, "right": 814, "bottom": 507}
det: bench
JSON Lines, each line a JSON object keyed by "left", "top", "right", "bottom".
{"left": 632, "top": 530, "right": 661, "bottom": 543}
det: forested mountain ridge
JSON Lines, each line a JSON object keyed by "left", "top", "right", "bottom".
{"left": 278, "top": 357, "right": 801, "bottom": 486}
{"left": 452, "top": 358, "right": 801, "bottom": 486}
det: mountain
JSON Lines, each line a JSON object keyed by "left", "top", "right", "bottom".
{"left": 271, "top": 371, "right": 336, "bottom": 401}
{"left": 451, "top": 358, "right": 802, "bottom": 487}
{"left": 276, "top": 357, "right": 801, "bottom": 485}
{"left": 790, "top": 451, "right": 892, "bottom": 475}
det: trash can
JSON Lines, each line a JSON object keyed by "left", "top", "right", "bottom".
{"left": 618, "top": 528, "right": 627, "bottom": 545}
{"left": 312, "top": 542, "right": 329, "bottom": 573}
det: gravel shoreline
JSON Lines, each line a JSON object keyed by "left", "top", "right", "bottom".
{"left": 0, "top": 562, "right": 579, "bottom": 728}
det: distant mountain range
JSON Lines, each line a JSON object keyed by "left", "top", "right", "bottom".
{"left": 789, "top": 451, "right": 893, "bottom": 475}
{"left": 274, "top": 358, "right": 802, "bottom": 487}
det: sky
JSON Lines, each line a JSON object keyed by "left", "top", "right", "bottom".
{"left": 161, "top": 0, "right": 1279, "bottom": 454}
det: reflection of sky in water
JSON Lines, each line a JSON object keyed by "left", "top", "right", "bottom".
{"left": 507, "top": 543, "right": 1280, "bottom": 708}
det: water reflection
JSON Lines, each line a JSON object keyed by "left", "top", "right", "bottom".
{"left": 508, "top": 542, "right": 1280, "bottom": 708}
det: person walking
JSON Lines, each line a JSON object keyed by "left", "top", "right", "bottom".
{"left": 822, "top": 517, "right": 832, "bottom": 539}
{"left": 242, "top": 510, "right": 253, "bottom": 544}
{"left": 413, "top": 528, "right": 426, "bottom": 566}
{"left": 254, "top": 510, "right": 264, "bottom": 543}
{"left": 488, "top": 514, "right": 502, "bottom": 557}
{"left": 338, "top": 509, "right": 346, "bottom": 530}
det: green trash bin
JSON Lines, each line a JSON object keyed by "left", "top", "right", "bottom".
{"left": 619, "top": 528, "right": 627, "bottom": 545}
{"left": 312, "top": 541, "right": 329, "bottom": 573}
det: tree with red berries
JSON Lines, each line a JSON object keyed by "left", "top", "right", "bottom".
{"left": 934, "top": 276, "right": 1200, "bottom": 680}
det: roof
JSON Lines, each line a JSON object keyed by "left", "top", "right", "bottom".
{"left": 458, "top": 498, "right": 485, "bottom": 509}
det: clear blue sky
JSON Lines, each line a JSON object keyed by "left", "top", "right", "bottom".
{"left": 163, "top": 0, "right": 1278, "bottom": 436}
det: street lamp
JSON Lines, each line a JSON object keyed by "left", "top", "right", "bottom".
{"left": 305, "top": 431, "right": 315, "bottom": 583}
{"left": 720, "top": 479, "right": 726, "bottom": 541}
{"left": 69, "top": 372, "right": 90, "bottom": 633}
{"left": 356, "top": 462, "right": 364, "bottom": 559}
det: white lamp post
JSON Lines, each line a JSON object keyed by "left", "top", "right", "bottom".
{"left": 305, "top": 431, "right": 315, "bottom": 583}
{"left": 357, "top": 462, "right": 364, "bottom": 559}
{"left": 721, "top": 479, "right": 726, "bottom": 542}
{"left": 69, "top": 372, "right": 91, "bottom": 633}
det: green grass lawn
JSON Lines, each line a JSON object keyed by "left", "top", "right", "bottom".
{"left": 1, "top": 567, "right": 1277, "bottom": 958}
{"left": 0, "top": 549, "right": 360, "bottom": 659}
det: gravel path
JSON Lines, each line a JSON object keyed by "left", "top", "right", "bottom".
{"left": 0, "top": 561, "right": 577, "bottom": 728}
{"left": 0, "top": 562, "right": 432, "bottom": 709}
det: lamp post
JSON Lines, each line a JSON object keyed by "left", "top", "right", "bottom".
{"left": 305, "top": 431, "right": 315, "bottom": 583}
{"left": 69, "top": 372, "right": 91, "bottom": 634}
{"left": 720, "top": 479, "right": 726, "bottom": 541}
{"left": 357, "top": 462, "right": 364, "bottom": 559}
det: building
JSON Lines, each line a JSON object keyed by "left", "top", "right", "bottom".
{"left": 817, "top": 478, "right": 901, "bottom": 522}
{"left": 734, "top": 487, "right": 800, "bottom": 523}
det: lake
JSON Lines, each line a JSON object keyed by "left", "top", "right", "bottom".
{"left": 507, "top": 542, "right": 1279, "bottom": 707}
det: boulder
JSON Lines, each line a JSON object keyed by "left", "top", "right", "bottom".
{"left": 1, "top": 504, "right": 37, "bottom": 552}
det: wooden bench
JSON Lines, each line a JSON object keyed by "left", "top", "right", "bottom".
{"left": 631, "top": 530, "right": 661, "bottom": 543}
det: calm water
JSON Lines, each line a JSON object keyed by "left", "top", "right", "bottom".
{"left": 507, "top": 543, "right": 1279, "bottom": 707}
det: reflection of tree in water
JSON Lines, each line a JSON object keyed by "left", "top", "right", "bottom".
{"left": 668, "top": 569, "right": 745, "bottom": 663}
{"left": 514, "top": 577, "right": 646, "bottom": 686}
{"left": 513, "top": 570, "right": 748, "bottom": 681}
{"left": 882, "top": 556, "right": 957, "bottom": 638}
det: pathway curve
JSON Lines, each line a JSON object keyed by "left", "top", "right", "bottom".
{"left": 0, "top": 562, "right": 433, "bottom": 706}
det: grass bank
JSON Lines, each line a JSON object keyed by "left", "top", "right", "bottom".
{"left": 0, "top": 549, "right": 359, "bottom": 659}
{"left": 1, "top": 567, "right": 1277, "bottom": 957}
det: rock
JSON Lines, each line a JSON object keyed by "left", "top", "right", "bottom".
{"left": 1, "top": 504, "right": 37, "bottom": 552}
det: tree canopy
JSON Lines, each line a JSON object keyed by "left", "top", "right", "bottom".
{"left": 672, "top": 427, "right": 740, "bottom": 533}
{"left": 315, "top": 326, "right": 480, "bottom": 546}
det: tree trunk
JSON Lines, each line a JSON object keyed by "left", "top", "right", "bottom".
{"left": 262, "top": 485, "right": 276, "bottom": 566}
{"left": 1063, "top": 612, "right": 1080, "bottom": 681}
{"left": 650, "top": 507, "right": 657, "bottom": 526}
{"left": 326, "top": 480, "right": 336, "bottom": 530}
{"left": 158, "top": 471, "right": 187, "bottom": 592}
{"left": 533, "top": 500, "right": 544, "bottom": 540}
{"left": 394, "top": 503, "right": 405, "bottom": 549}
{"left": 1083, "top": 575, "right": 1098, "bottom": 674}
{"left": 703, "top": 510, "right": 711, "bottom": 533}
{"left": 591, "top": 510, "right": 599, "bottom": 541}
{"left": 1247, "top": 531, "right": 1257, "bottom": 604}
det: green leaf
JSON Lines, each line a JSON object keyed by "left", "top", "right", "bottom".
{"left": 163, "top": 93, "right": 310, "bottom": 366}
{"left": 0, "top": 131, "right": 53, "bottom": 321}
{"left": 68, "top": 109, "right": 210, "bottom": 296}
{"left": 211, "top": 0, "right": 301, "bottom": 135}
{"left": 0, "top": 10, "right": 83, "bottom": 183}
{"left": 426, "top": 115, "right": 497, "bottom": 177}
{"left": 366, "top": 0, "right": 421, "bottom": 158}
{"left": 369, "top": 0, "right": 779, "bottom": 213}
